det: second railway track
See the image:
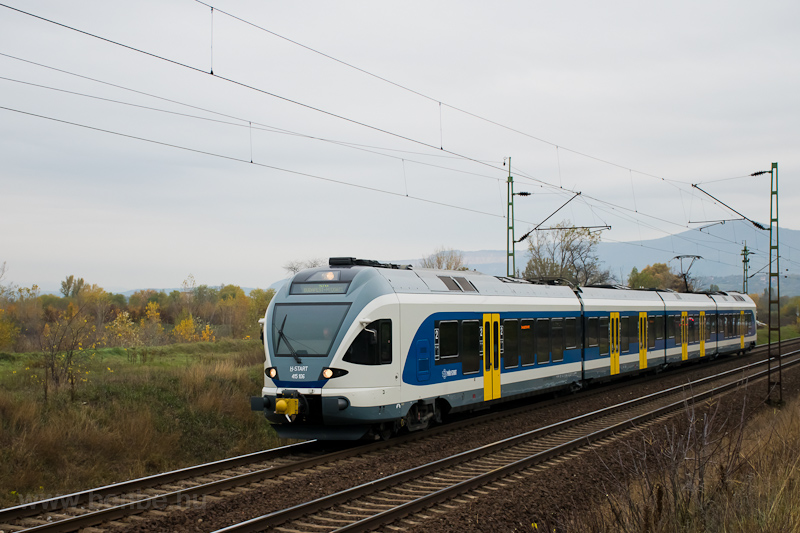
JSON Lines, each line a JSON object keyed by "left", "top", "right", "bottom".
{"left": 216, "top": 348, "right": 800, "bottom": 533}
{"left": 2, "top": 340, "right": 796, "bottom": 533}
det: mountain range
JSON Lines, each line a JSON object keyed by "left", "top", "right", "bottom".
{"left": 404, "top": 224, "right": 800, "bottom": 295}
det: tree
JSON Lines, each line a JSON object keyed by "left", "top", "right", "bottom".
{"left": 38, "top": 301, "right": 97, "bottom": 401}
{"left": 0, "top": 308, "right": 19, "bottom": 350}
{"left": 628, "top": 263, "right": 684, "bottom": 291}
{"left": 283, "top": 258, "right": 324, "bottom": 275}
{"left": 128, "top": 289, "right": 160, "bottom": 321}
{"left": 247, "top": 288, "right": 275, "bottom": 337}
{"left": 419, "top": 247, "right": 467, "bottom": 270}
{"left": 194, "top": 285, "right": 219, "bottom": 324}
{"left": 523, "top": 221, "right": 612, "bottom": 285}
{"left": 180, "top": 274, "right": 197, "bottom": 317}
{"left": 60, "top": 275, "right": 85, "bottom": 298}
{"left": 104, "top": 311, "right": 140, "bottom": 347}
{"left": 217, "top": 284, "right": 249, "bottom": 337}
{"left": 139, "top": 302, "right": 166, "bottom": 345}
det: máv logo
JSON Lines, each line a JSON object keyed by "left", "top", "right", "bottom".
{"left": 441, "top": 369, "right": 457, "bottom": 379}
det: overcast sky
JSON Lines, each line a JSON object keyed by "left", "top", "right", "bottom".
{"left": 1, "top": 0, "right": 798, "bottom": 293}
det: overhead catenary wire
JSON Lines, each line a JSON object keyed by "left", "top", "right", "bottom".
{"left": 1, "top": 5, "right": 784, "bottom": 276}
{"left": 0, "top": 4, "right": 745, "bottom": 224}
{"left": 0, "top": 72, "right": 505, "bottom": 184}
{"left": 1, "top": 49, "right": 499, "bottom": 160}
{"left": 1, "top": 0, "right": 725, "bottom": 202}
{"left": 506, "top": 163, "right": 784, "bottom": 273}
{"left": 3, "top": 68, "right": 775, "bottom": 275}
{"left": 0, "top": 104, "right": 535, "bottom": 224}
{"left": 0, "top": 3, "right": 521, "bottom": 181}
{"left": 189, "top": 0, "right": 693, "bottom": 188}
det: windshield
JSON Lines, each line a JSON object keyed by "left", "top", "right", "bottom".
{"left": 272, "top": 303, "right": 350, "bottom": 357}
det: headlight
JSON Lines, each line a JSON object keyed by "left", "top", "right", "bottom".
{"left": 265, "top": 367, "right": 278, "bottom": 379}
{"left": 320, "top": 367, "right": 348, "bottom": 379}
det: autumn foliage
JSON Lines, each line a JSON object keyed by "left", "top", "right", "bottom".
{"left": 0, "top": 274, "right": 274, "bottom": 354}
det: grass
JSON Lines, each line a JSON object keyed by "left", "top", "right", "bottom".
{"left": 561, "top": 392, "right": 800, "bottom": 532}
{"left": 757, "top": 324, "right": 800, "bottom": 346}
{"left": 0, "top": 339, "right": 290, "bottom": 508}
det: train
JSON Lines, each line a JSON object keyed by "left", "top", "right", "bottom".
{"left": 250, "top": 257, "right": 757, "bottom": 440}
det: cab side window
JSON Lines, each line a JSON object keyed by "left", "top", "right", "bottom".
{"left": 344, "top": 319, "right": 392, "bottom": 365}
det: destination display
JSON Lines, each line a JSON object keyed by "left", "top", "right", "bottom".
{"left": 290, "top": 282, "right": 350, "bottom": 295}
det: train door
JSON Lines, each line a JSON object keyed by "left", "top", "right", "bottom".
{"left": 700, "top": 312, "right": 706, "bottom": 357}
{"left": 638, "top": 312, "right": 648, "bottom": 370}
{"left": 610, "top": 313, "right": 620, "bottom": 375}
{"left": 482, "top": 313, "right": 501, "bottom": 401}
{"left": 740, "top": 310, "right": 745, "bottom": 349}
{"left": 681, "top": 311, "right": 688, "bottom": 361}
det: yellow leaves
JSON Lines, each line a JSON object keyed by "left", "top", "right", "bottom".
{"left": 144, "top": 301, "right": 161, "bottom": 323}
{"left": 173, "top": 317, "right": 216, "bottom": 343}
{"left": 104, "top": 311, "right": 140, "bottom": 347}
{"left": 200, "top": 324, "right": 215, "bottom": 343}
{"left": 173, "top": 316, "right": 199, "bottom": 343}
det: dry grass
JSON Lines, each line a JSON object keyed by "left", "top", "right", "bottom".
{"left": 0, "top": 340, "right": 289, "bottom": 508}
{"left": 563, "top": 392, "right": 800, "bottom": 532}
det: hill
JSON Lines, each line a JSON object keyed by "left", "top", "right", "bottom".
{"left": 401, "top": 224, "right": 800, "bottom": 295}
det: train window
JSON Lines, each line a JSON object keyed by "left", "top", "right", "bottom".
{"left": 655, "top": 315, "right": 664, "bottom": 340}
{"left": 461, "top": 321, "right": 481, "bottom": 374}
{"left": 343, "top": 319, "right": 392, "bottom": 365}
{"left": 667, "top": 315, "right": 675, "bottom": 340}
{"left": 599, "top": 317, "right": 609, "bottom": 356}
{"left": 536, "top": 318, "right": 550, "bottom": 364}
{"left": 587, "top": 317, "right": 599, "bottom": 348}
{"left": 503, "top": 320, "right": 519, "bottom": 369}
{"left": 626, "top": 317, "right": 636, "bottom": 351}
{"left": 520, "top": 319, "right": 535, "bottom": 366}
{"left": 648, "top": 316, "right": 656, "bottom": 349}
{"left": 620, "top": 317, "right": 630, "bottom": 353}
{"left": 565, "top": 317, "right": 578, "bottom": 350}
{"left": 675, "top": 316, "right": 683, "bottom": 344}
{"left": 688, "top": 314, "right": 698, "bottom": 344}
{"left": 705, "top": 315, "right": 712, "bottom": 341}
{"left": 552, "top": 318, "right": 564, "bottom": 362}
{"left": 436, "top": 321, "right": 459, "bottom": 359}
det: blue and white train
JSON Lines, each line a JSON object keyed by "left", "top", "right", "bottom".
{"left": 250, "top": 258, "right": 757, "bottom": 440}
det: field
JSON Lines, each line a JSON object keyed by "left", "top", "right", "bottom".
{"left": 757, "top": 325, "right": 800, "bottom": 345}
{"left": 3, "top": 332, "right": 800, "bottom": 524}
{"left": 0, "top": 340, "right": 289, "bottom": 508}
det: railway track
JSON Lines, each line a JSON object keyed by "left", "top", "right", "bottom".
{"left": 1, "top": 340, "right": 795, "bottom": 533}
{"left": 214, "top": 348, "right": 800, "bottom": 533}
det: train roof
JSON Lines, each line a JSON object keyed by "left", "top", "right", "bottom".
{"left": 378, "top": 267, "right": 578, "bottom": 298}
{"left": 320, "top": 258, "right": 576, "bottom": 298}
{"left": 314, "top": 259, "right": 756, "bottom": 307}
